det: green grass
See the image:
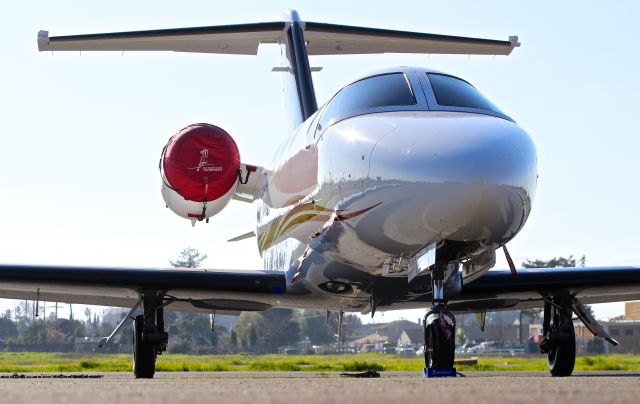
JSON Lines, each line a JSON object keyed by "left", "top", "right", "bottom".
{"left": 0, "top": 352, "right": 639, "bottom": 373}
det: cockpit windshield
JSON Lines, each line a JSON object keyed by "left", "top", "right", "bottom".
{"left": 318, "top": 73, "right": 416, "bottom": 130}
{"left": 427, "top": 73, "right": 503, "bottom": 114}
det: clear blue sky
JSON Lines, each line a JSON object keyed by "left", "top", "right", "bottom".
{"left": 1, "top": 1, "right": 638, "bottom": 321}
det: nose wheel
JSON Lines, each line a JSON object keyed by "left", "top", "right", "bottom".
{"left": 424, "top": 309, "right": 456, "bottom": 368}
{"left": 423, "top": 268, "right": 456, "bottom": 373}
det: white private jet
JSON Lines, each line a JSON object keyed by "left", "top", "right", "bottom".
{"left": 2, "top": 10, "right": 638, "bottom": 378}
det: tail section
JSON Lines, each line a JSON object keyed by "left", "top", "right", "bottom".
{"left": 279, "top": 10, "right": 319, "bottom": 131}
{"left": 38, "top": 11, "right": 519, "bottom": 131}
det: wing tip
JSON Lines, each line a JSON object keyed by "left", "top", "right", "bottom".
{"left": 37, "top": 30, "right": 50, "bottom": 51}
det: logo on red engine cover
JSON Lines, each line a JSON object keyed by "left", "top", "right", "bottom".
{"left": 190, "top": 149, "right": 223, "bottom": 172}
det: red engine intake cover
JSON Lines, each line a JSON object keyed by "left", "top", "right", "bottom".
{"left": 162, "top": 123, "right": 240, "bottom": 202}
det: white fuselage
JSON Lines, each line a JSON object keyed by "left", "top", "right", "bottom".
{"left": 254, "top": 69, "right": 537, "bottom": 312}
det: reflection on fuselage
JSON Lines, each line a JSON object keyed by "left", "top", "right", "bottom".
{"left": 256, "top": 73, "right": 537, "bottom": 311}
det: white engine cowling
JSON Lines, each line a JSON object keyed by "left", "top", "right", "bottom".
{"left": 160, "top": 123, "right": 240, "bottom": 223}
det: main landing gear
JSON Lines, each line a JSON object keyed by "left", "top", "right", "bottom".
{"left": 539, "top": 296, "right": 575, "bottom": 377}
{"left": 423, "top": 264, "right": 456, "bottom": 372}
{"left": 132, "top": 291, "right": 169, "bottom": 379}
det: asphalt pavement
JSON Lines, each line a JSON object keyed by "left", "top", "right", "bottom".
{"left": 0, "top": 372, "right": 638, "bottom": 404}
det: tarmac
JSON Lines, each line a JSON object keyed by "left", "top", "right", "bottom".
{"left": 0, "top": 371, "right": 639, "bottom": 404}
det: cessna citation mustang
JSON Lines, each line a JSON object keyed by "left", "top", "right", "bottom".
{"left": 1, "top": 10, "right": 638, "bottom": 378}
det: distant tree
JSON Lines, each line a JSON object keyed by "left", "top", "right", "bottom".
{"left": 170, "top": 335, "right": 192, "bottom": 354}
{"left": 23, "top": 320, "right": 48, "bottom": 344}
{"left": 518, "top": 255, "right": 591, "bottom": 342}
{"left": 208, "top": 324, "right": 226, "bottom": 350}
{"left": 522, "top": 255, "right": 584, "bottom": 269}
{"left": 324, "top": 312, "right": 362, "bottom": 344}
{"left": 47, "top": 328, "right": 66, "bottom": 344}
{"left": 234, "top": 312, "right": 260, "bottom": 351}
{"left": 234, "top": 309, "right": 300, "bottom": 353}
{"left": 0, "top": 318, "right": 18, "bottom": 339}
{"left": 49, "top": 318, "right": 87, "bottom": 342}
{"left": 167, "top": 247, "right": 220, "bottom": 352}
{"left": 230, "top": 330, "right": 238, "bottom": 349}
{"left": 609, "top": 314, "right": 625, "bottom": 321}
{"left": 168, "top": 312, "right": 219, "bottom": 354}
{"left": 261, "top": 309, "right": 300, "bottom": 352}
{"left": 250, "top": 326, "right": 258, "bottom": 348}
{"left": 170, "top": 247, "right": 208, "bottom": 268}
{"left": 487, "top": 311, "right": 512, "bottom": 342}
{"left": 300, "top": 310, "right": 335, "bottom": 345}
{"left": 455, "top": 326, "right": 467, "bottom": 344}
{"left": 579, "top": 255, "right": 586, "bottom": 267}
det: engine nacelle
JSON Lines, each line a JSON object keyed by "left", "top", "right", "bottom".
{"left": 160, "top": 123, "right": 240, "bottom": 222}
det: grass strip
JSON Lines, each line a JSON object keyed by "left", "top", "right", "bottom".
{"left": 0, "top": 352, "right": 639, "bottom": 373}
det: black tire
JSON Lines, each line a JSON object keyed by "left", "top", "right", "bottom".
{"left": 425, "top": 321, "right": 455, "bottom": 368}
{"left": 548, "top": 306, "right": 576, "bottom": 377}
{"left": 133, "top": 314, "right": 156, "bottom": 379}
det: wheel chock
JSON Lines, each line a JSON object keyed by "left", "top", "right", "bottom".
{"left": 423, "top": 367, "right": 457, "bottom": 378}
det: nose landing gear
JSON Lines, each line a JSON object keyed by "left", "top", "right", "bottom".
{"left": 424, "top": 308, "right": 456, "bottom": 368}
{"left": 423, "top": 265, "right": 457, "bottom": 374}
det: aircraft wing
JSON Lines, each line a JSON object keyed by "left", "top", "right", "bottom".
{"left": 448, "top": 266, "right": 640, "bottom": 312}
{"left": 37, "top": 21, "right": 518, "bottom": 56}
{"left": 0, "top": 264, "right": 285, "bottom": 313}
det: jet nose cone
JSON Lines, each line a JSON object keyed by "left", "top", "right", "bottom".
{"left": 368, "top": 112, "right": 537, "bottom": 245}
{"left": 401, "top": 115, "right": 536, "bottom": 191}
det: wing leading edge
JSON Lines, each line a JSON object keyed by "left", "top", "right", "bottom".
{"left": 0, "top": 264, "right": 285, "bottom": 313}
{"left": 449, "top": 266, "right": 640, "bottom": 312}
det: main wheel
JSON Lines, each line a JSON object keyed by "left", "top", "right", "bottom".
{"left": 133, "top": 314, "right": 156, "bottom": 379}
{"left": 547, "top": 305, "right": 575, "bottom": 377}
{"left": 425, "top": 319, "right": 455, "bottom": 368}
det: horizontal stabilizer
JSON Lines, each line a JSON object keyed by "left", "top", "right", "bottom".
{"left": 37, "top": 23, "right": 285, "bottom": 54}
{"left": 38, "top": 21, "right": 518, "bottom": 56}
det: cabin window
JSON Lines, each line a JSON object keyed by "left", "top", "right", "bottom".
{"left": 427, "top": 73, "right": 502, "bottom": 113}
{"left": 625, "top": 329, "right": 634, "bottom": 336}
{"left": 610, "top": 329, "right": 620, "bottom": 336}
{"left": 318, "top": 73, "right": 416, "bottom": 131}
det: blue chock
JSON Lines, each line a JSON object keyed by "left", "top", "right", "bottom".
{"left": 423, "top": 367, "right": 457, "bottom": 378}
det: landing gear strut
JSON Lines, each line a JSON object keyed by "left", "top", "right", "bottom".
{"left": 132, "top": 291, "right": 168, "bottom": 379}
{"left": 539, "top": 297, "right": 575, "bottom": 377}
{"left": 423, "top": 264, "right": 456, "bottom": 371}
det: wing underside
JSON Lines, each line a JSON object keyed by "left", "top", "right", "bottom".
{"left": 0, "top": 264, "right": 286, "bottom": 313}
{"left": 448, "top": 266, "right": 640, "bottom": 312}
